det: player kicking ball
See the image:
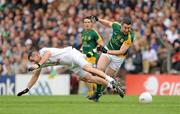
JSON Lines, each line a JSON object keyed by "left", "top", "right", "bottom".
{"left": 17, "top": 46, "right": 124, "bottom": 98}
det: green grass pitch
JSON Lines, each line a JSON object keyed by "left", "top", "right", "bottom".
{"left": 0, "top": 95, "right": 179, "bottom": 114}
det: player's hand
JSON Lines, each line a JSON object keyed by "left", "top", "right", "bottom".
{"left": 17, "top": 88, "right": 29, "bottom": 96}
{"left": 28, "top": 63, "right": 40, "bottom": 72}
{"left": 90, "top": 16, "right": 99, "bottom": 22}
{"left": 97, "top": 45, "right": 107, "bottom": 53}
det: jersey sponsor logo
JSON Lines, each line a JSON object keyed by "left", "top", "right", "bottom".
{"left": 113, "top": 37, "right": 122, "bottom": 45}
{"left": 83, "top": 36, "right": 91, "bottom": 41}
{"left": 120, "top": 38, "right": 124, "bottom": 43}
{"left": 82, "top": 36, "right": 92, "bottom": 45}
{"left": 114, "top": 34, "right": 124, "bottom": 43}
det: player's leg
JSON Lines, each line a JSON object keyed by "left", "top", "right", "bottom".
{"left": 85, "top": 67, "right": 125, "bottom": 99}
{"left": 78, "top": 68, "right": 124, "bottom": 100}
{"left": 77, "top": 69, "right": 113, "bottom": 89}
{"left": 106, "top": 55, "right": 125, "bottom": 77}
{"left": 89, "top": 55, "right": 125, "bottom": 101}
{"left": 102, "top": 66, "right": 117, "bottom": 91}
{"left": 86, "top": 64, "right": 125, "bottom": 100}
{"left": 97, "top": 54, "right": 111, "bottom": 72}
{"left": 96, "top": 54, "right": 112, "bottom": 92}
{"left": 89, "top": 66, "right": 117, "bottom": 99}
{"left": 88, "top": 67, "right": 117, "bottom": 101}
{"left": 85, "top": 82, "right": 96, "bottom": 97}
{"left": 85, "top": 57, "right": 97, "bottom": 97}
{"left": 83, "top": 63, "right": 115, "bottom": 82}
{"left": 72, "top": 48, "right": 114, "bottom": 83}
{"left": 106, "top": 56, "right": 125, "bottom": 97}
{"left": 71, "top": 48, "right": 122, "bottom": 100}
{"left": 88, "top": 54, "right": 111, "bottom": 101}
{"left": 105, "top": 67, "right": 117, "bottom": 76}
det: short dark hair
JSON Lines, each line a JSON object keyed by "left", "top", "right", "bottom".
{"left": 83, "top": 16, "right": 93, "bottom": 22}
{"left": 28, "top": 51, "right": 33, "bottom": 60}
{"left": 121, "top": 17, "right": 133, "bottom": 25}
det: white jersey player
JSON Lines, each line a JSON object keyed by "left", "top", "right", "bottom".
{"left": 17, "top": 46, "right": 124, "bottom": 97}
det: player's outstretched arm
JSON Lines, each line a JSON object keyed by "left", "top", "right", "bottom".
{"left": 17, "top": 69, "right": 41, "bottom": 96}
{"left": 39, "top": 51, "right": 51, "bottom": 65}
{"left": 90, "top": 16, "right": 113, "bottom": 27}
{"left": 27, "top": 69, "right": 41, "bottom": 89}
{"left": 98, "top": 18, "right": 113, "bottom": 28}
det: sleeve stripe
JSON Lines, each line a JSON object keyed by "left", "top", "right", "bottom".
{"left": 123, "top": 32, "right": 132, "bottom": 46}
{"left": 93, "top": 29, "right": 104, "bottom": 45}
{"left": 113, "top": 22, "right": 121, "bottom": 26}
{"left": 93, "top": 29, "right": 102, "bottom": 38}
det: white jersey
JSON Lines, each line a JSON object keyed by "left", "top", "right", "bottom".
{"left": 39, "top": 46, "right": 89, "bottom": 68}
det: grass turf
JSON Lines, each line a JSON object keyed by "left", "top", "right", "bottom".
{"left": 0, "top": 95, "right": 179, "bottom": 114}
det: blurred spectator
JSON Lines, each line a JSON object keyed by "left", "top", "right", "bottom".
{"left": 125, "top": 45, "right": 142, "bottom": 73}
{"left": 165, "top": 24, "right": 179, "bottom": 43}
{"left": 171, "top": 39, "right": 180, "bottom": 72}
{"left": 157, "top": 34, "right": 174, "bottom": 73}
{"left": 0, "top": 62, "right": 3, "bottom": 75}
{"left": 142, "top": 43, "right": 158, "bottom": 74}
{"left": 1, "top": 57, "right": 15, "bottom": 75}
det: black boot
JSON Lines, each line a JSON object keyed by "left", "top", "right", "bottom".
{"left": 87, "top": 91, "right": 102, "bottom": 102}
{"left": 111, "top": 81, "right": 125, "bottom": 98}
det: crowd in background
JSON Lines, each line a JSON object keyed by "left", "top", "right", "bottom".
{"left": 0, "top": 0, "right": 179, "bottom": 76}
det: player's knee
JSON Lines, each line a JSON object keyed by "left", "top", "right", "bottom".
{"left": 83, "top": 64, "right": 93, "bottom": 73}
{"left": 80, "top": 77, "right": 88, "bottom": 82}
{"left": 97, "top": 61, "right": 107, "bottom": 72}
{"left": 105, "top": 67, "right": 116, "bottom": 76}
{"left": 97, "top": 65, "right": 105, "bottom": 71}
{"left": 83, "top": 75, "right": 94, "bottom": 83}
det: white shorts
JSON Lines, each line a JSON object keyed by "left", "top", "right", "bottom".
{"left": 71, "top": 67, "right": 89, "bottom": 78}
{"left": 70, "top": 48, "right": 91, "bottom": 77}
{"left": 102, "top": 53, "right": 125, "bottom": 71}
{"left": 71, "top": 48, "right": 90, "bottom": 68}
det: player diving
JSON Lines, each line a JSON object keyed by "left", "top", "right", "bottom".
{"left": 17, "top": 46, "right": 124, "bottom": 98}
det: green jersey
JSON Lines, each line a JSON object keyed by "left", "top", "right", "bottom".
{"left": 107, "top": 22, "right": 135, "bottom": 56}
{"left": 81, "top": 29, "right": 102, "bottom": 63}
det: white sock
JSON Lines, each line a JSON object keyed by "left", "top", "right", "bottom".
{"left": 105, "top": 75, "right": 114, "bottom": 82}
{"left": 107, "top": 82, "right": 113, "bottom": 89}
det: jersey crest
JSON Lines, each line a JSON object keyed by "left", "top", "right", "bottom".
{"left": 120, "top": 38, "right": 124, "bottom": 43}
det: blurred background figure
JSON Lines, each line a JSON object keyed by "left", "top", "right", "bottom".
{"left": 171, "top": 39, "right": 180, "bottom": 73}
{"left": 142, "top": 43, "right": 158, "bottom": 74}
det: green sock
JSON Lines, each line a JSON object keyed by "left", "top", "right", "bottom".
{"left": 96, "top": 84, "right": 106, "bottom": 95}
{"left": 96, "top": 84, "right": 102, "bottom": 93}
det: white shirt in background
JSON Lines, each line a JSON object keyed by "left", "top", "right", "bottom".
{"left": 165, "top": 30, "right": 178, "bottom": 43}
{"left": 142, "top": 49, "right": 158, "bottom": 62}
